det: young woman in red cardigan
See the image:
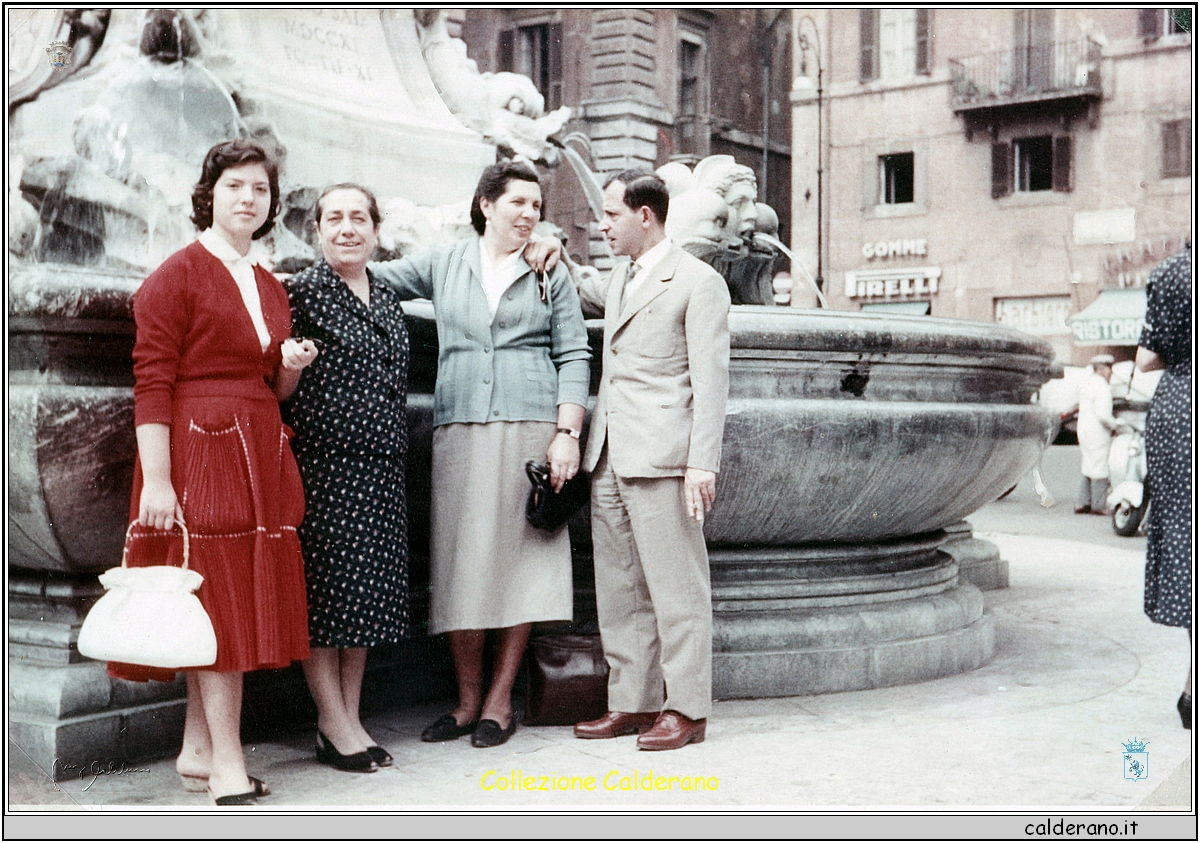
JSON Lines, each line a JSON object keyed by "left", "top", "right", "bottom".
{"left": 115, "top": 138, "right": 318, "bottom": 805}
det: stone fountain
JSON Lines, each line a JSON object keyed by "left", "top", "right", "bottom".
{"left": 8, "top": 9, "right": 1054, "bottom": 777}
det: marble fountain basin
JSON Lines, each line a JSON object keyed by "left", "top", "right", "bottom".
{"left": 708, "top": 305, "right": 1054, "bottom": 547}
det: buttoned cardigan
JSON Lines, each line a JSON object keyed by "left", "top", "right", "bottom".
{"left": 370, "top": 237, "right": 591, "bottom": 427}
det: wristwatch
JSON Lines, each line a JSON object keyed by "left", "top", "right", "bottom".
{"left": 556, "top": 426, "right": 581, "bottom": 440}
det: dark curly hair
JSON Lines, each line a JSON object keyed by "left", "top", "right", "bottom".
{"left": 469, "top": 159, "right": 542, "bottom": 236}
{"left": 190, "top": 138, "right": 281, "bottom": 240}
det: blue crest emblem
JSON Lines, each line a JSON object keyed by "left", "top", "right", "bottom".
{"left": 45, "top": 41, "right": 73, "bottom": 69}
{"left": 1122, "top": 738, "right": 1149, "bottom": 781}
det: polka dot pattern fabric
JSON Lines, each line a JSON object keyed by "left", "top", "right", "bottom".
{"left": 283, "top": 261, "right": 412, "bottom": 647}
{"left": 1139, "top": 248, "right": 1192, "bottom": 629}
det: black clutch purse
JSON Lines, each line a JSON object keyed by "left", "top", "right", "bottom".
{"left": 524, "top": 460, "right": 589, "bottom": 532}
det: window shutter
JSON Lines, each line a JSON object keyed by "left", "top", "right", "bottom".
{"left": 547, "top": 23, "right": 563, "bottom": 111}
{"left": 1180, "top": 118, "right": 1193, "bottom": 176}
{"left": 1052, "top": 136, "right": 1073, "bottom": 192}
{"left": 859, "top": 9, "right": 878, "bottom": 82}
{"left": 1138, "top": 8, "right": 1160, "bottom": 40}
{"left": 1162, "top": 118, "right": 1192, "bottom": 177}
{"left": 991, "top": 142, "right": 1012, "bottom": 199}
{"left": 498, "top": 28, "right": 515, "bottom": 72}
{"left": 915, "top": 9, "right": 932, "bottom": 75}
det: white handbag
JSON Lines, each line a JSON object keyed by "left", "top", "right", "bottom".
{"left": 77, "top": 517, "right": 217, "bottom": 669}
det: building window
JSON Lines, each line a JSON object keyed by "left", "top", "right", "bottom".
{"left": 992, "top": 136, "right": 1073, "bottom": 198}
{"left": 879, "top": 153, "right": 914, "bottom": 204}
{"left": 1014, "top": 136, "right": 1053, "bottom": 192}
{"left": 861, "top": 9, "right": 931, "bottom": 82}
{"left": 678, "top": 38, "right": 702, "bottom": 154}
{"left": 498, "top": 22, "right": 563, "bottom": 110}
{"left": 1013, "top": 9, "right": 1055, "bottom": 90}
{"left": 1162, "top": 118, "right": 1192, "bottom": 178}
{"left": 518, "top": 25, "right": 549, "bottom": 97}
{"left": 1140, "top": 8, "right": 1192, "bottom": 40}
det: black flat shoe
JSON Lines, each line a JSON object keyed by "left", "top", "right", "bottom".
{"left": 1178, "top": 693, "right": 1192, "bottom": 730}
{"left": 182, "top": 773, "right": 270, "bottom": 796}
{"left": 367, "top": 745, "right": 394, "bottom": 767}
{"left": 471, "top": 718, "right": 517, "bottom": 748}
{"left": 210, "top": 787, "right": 258, "bottom": 806}
{"left": 316, "top": 730, "right": 377, "bottom": 773}
{"left": 421, "top": 714, "right": 478, "bottom": 743}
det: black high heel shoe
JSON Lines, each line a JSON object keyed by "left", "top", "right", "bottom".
{"left": 1178, "top": 693, "right": 1191, "bottom": 730}
{"left": 366, "top": 746, "right": 393, "bottom": 767}
{"left": 316, "top": 731, "right": 377, "bottom": 773}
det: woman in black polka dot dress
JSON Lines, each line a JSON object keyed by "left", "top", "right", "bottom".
{"left": 283, "top": 184, "right": 411, "bottom": 771}
{"left": 1136, "top": 245, "right": 1192, "bottom": 730}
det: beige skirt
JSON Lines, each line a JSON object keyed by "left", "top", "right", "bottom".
{"left": 429, "top": 421, "right": 572, "bottom": 635}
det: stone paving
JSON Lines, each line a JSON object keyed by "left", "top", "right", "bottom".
{"left": 7, "top": 530, "right": 1194, "bottom": 835}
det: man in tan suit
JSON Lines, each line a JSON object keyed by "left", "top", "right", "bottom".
{"left": 572, "top": 170, "right": 731, "bottom": 750}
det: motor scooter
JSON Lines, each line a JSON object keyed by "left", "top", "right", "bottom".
{"left": 1107, "top": 402, "right": 1149, "bottom": 537}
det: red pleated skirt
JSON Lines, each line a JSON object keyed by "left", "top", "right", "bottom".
{"left": 109, "top": 379, "right": 310, "bottom": 680}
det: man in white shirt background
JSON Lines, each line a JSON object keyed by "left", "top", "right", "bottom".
{"left": 1075, "top": 354, "right": 1121, "bottom": 516}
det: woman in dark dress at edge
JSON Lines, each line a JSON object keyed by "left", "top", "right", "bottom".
{"left": 117, "top": 138, "right": 318, "bottom": 804}
{"left": 282, "top": 184, "right": 411, "bottom": 772}
{"left": 1135, "top": 245, "right": 1192, "bottom": 730}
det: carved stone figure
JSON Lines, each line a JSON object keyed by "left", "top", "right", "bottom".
{"left": 656, "top": 156, "right": 774, "bottom": 304}
{"left": 664, "top": 188, "right": 730, "bottom": 262}
{"left": 692, "top": 154, "right": 760, "bottom": 242}
{"left": 415, "top": 9, "right": 570, "bottom": 163}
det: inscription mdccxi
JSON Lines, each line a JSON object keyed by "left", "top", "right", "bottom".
{"left": 278, "top": 13, "right": 377, "bottom": 82}
{"left": 282, "top": 16, "right": 360, "bottom": 52}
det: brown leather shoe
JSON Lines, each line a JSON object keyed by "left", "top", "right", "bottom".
{"left": 1074, "top": 505, "right": 1092, "bottom": 514}
{"left": 636, "top": 710, "right": 706, "bottom": 751}
{"left": 574, "top": 711, "right": 658, "bottom": 739}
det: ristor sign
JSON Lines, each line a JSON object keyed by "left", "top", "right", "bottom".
{"left": 1070, "top": 317, "right": 1142, "bottom": 345}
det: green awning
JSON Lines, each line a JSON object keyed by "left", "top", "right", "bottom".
{"left": 860, "top": 301, "right": 931, "bottom": 315}
{"left": 1067, "top": 289, "right": 1146, "bottom": 346}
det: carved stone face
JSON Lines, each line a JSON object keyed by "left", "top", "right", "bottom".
{"left": 725, "top": 180, "right": 759, "bottom": 238}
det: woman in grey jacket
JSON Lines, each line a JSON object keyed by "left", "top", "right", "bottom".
{"left": 371, "top": 161, "right": 590, "bottom": 747}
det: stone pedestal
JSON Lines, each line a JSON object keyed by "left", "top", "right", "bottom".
{"left": 941, "top": 520, "right": 1009, "bottom": 591}
{"left": 713, "top": 535, "right": 993, "bottom": 697}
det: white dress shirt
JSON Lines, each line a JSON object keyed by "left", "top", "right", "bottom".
{"left": 478, "top": 242, "right": 525, "bottom": 321}
{"left": 622, "top": 237, "right": 673, "bottom": 312}
{"left": 199, "top": 229, "right": 271, "bottom": 352}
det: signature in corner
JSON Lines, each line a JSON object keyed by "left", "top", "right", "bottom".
{"left": 54, "top": 758, "right": 152, "bottom": 791}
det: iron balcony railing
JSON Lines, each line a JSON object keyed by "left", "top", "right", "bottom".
{"left": 950, "top": 39, "right": 1103, "bottom": 109}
